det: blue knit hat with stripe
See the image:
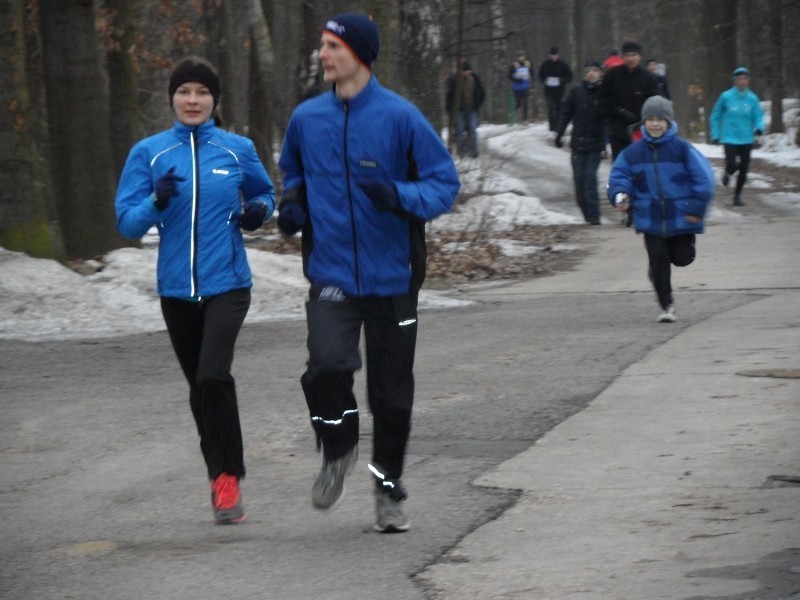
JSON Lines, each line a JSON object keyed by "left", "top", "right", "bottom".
{"left": 323, "top": 13, "right": 380, "bottom": 68}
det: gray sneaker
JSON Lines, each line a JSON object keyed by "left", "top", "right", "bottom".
{"left": 311, "top": 445, "right": 357, "bottom": 511}
{"left": 374, "top": 487, "right": 410, "bottom": 533}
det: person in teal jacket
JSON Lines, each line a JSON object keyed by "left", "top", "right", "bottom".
{"left": 116, "top": 57, "right": 275, "bottom": 525}
{"left": 277, "top": 13, "right": 459, "bottom": 533}
{"left": 608, "top": 96, "right": 714, "bottom": 323}
{"left": 710, "top": 67, "right": 765, "bottom": 206}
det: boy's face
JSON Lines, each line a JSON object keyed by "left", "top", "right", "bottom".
{"left": 584, "top": 67, "right": 602, "bottom": 84}
{"left": 644, "top": 116, "right": 668, "bottom": 138}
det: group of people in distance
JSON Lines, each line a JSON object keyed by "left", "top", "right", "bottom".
{"left": 113, "top": 11, "right": 767, "bottom": 535}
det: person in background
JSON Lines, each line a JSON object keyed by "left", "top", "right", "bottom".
{"left": 710, "top": 66, "right": 765, "bottom": 207}
{"left": 645, "top": 58, "right": 671, "bottom": 100}
{"left": 602, "top": 48, "right": 624, "bottom": 71}
{"left": 508, "top": 50, "right": 534, "bottom": 124}
{"left": 555, "top": 61, "right": 606, "bottom": 225}
{"left": 277, "top": 13, "right": 460, "bottom": 533}
{"left": 599, "top": 40, "right": 659, "bottom": 226}
{"left": 446, "top": 59, "right": 486, "bottom": 157}
{"left": 538, "top": 46, "right": 573, "bottom": 139}
{"left": 608, "top": 96, "right": 714, "bottom": 323}
{"left": 115, "top": 57, "right": 275, "bottom": 525}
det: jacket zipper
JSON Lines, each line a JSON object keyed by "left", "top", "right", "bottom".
{"left": 191, "top": 128, "right": 200, "bottom": 297}
{"left": 651, "top": 144, "right": 667, "bottom": 237}
{"left": 343, "top": 102, "right": 361, "bottom": 295}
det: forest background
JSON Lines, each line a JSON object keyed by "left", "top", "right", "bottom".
{"left": 1, "top": 0, "right": 798, "bottom": 262}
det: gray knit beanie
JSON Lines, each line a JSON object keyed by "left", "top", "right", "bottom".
{"left": 641, "top": 96, "right": 674, "bottom": 122}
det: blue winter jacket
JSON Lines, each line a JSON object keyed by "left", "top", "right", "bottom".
{"left": 279, "top": 76, "right": 460, "bottom": 297}
{"left": 116, "top": 120, "right": 275, "bottom": 298}
{"left": 607, "top": 122, "right": 714, "bottom": 237}
{"left": 710, "top": 87, "right": 765, "bottom": 145}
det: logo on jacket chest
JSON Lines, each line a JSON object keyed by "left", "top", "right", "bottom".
{"left": 358, "top": 159, "right": 378, "bottom": 169}
{"left": 212, "top": 168, "right": 230, "bottom": 175}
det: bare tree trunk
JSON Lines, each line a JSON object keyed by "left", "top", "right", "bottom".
{"left": 104, "top": 0, "right": 142, "bottom": 179}
{"left": 39, "top": 0, "right": 123, "bottom": 259}
{"left": 247, "top": 0, "right": 277, "bottom": 177}
{"left": 447, "top": 0, "right": 466, "bottom": 154}
{"left": 489, "top": 0, "right": 506, "bottom": 123}
{"left": 701, "top": 0, "right": 737, "bottom": 140}
{"left": 768, "top": 0, "right": 784, "bottom": 134}
{"left": 0, "top": 0, "right": 64, "bottom": 259}
{"left": 204, "top": 0, "right": 242, "bottom": 131}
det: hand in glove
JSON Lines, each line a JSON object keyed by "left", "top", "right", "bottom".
{"left": 276, "top": 202, "right": 306, "bottom": 235}
{"left": 554, "top": 136, "right": 563, "bottom": 148}
{"left": 230, "top": 201, "right": 268, "bottom": 231}
{"left": 359, "top": 179, "right": 400, "bottom": 212}
{"left": 154, "top": 167, "right": 186, "bottom": 211}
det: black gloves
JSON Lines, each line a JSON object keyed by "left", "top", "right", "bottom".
{"left": 554, "top": 136, "right": 563, "bottom": 148}
{"left": 755, "top": 129, "right": 763, "bottom": 136}
{"left": 359, "top": 179, "right": 400, "bottom": 212}
{"left": 230, "top": 201, "right": 268, "bottom": 231}
{"left": 154, "top": 167, "right": 185, "bottom": 211}
{"left": 276, "top": 186, "right": 308, "bottom": 235}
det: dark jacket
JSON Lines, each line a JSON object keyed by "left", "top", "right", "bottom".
{"left": 599, "top": 65, "right": 659, "bottom": 134}
{"left": 445, "top": 71, "right": 486, "bottom": 113}
{"left": 556, "top": 80, "right": 605, "bottom": 152}
{"left": 538, "top": 58, "right": 573, "bottom": 94}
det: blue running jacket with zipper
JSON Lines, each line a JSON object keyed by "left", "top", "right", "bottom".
{"left": 278, "top": 76, "right": 461, "bottom": 297}
{"left": 116, "top": 120, "right": 275, "bottom": 298}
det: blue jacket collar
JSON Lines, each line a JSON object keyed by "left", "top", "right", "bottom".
{"left": 172, "top": 119, "right": 216, "bottom": 142}
{"left": 329, "top": 76, "right": 378, "bottom": 110}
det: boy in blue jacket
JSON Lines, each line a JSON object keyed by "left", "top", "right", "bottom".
{"left": 608, "top": 96, "right": 715, "bottom": 322}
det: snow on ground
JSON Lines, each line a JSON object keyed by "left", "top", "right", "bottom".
{"left": 1, "top": 112, "right": 798, "bottom": 342}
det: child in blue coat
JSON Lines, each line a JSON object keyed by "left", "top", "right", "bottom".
{"left": 608, "top": 96, "right": 715, "bottom": 322}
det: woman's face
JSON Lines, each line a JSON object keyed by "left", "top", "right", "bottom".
{"left": 172, "top": 82, "right": 214, "bottom": 126}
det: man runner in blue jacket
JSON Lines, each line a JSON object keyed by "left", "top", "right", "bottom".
{"left": 277, "top": 12, "right": 460, "bottom": 533}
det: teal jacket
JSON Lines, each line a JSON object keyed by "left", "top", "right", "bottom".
{"left": 710, "top": 87, "right": 765, "bottom": 145}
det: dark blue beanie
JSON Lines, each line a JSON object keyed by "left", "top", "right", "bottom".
{"left": 323, "top": 13, "right": 380, "bottom": 68}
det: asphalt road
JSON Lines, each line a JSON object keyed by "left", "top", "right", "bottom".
{"left": 0, "top": 286, "right": 754, "bottom": 599}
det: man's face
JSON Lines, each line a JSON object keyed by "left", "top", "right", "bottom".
{"left": 646, "top": 61, "right": 657, "bottom": 73}
{"left": 550, "top": 53, "right": 559, "bottom": 61}
{"left": 319, "top": 31, "right": 361, "bottom": 84}
{"left": 623, "top": 52, "right": 641, "bottom": 69}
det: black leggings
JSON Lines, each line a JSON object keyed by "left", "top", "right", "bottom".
{"left": 301, "top": 286, "right": 418, "bottom": 481}
{"left": 161, "top": 288, "right": 250, "bottom": 480}
{"left": 724, "top": 144, "right": 752, "bottom": 195}
{"left": 644, "top": 234, "right": 696, "bottom": 310}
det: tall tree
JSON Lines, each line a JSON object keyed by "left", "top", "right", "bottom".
{"left": 767, "top": 0, "right": 784, "bottom": 134}
{"left": 39, "top": 0, "right": 123, "bottom": 258}
{"left": 103, "top": 0, "right": 142, "bottom": 177}
{"left": 247, "top": 0, "right": 277, "bottom": 176}
{"left": 700, "top": 0, "right": 737, "bottom": 140}
{"left": 0, "top": 0, "right": 64, "bottom": 259}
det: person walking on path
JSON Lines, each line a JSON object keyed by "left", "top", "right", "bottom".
{"left": 555, "top": 61, "right": 606, "bottom": 225}
{"left": 600, "top": 40, "right": 659, "bottom": 226}
{"left": 446, "top": 60, "right": 486, "bottom": 157}
{"left": 599, "top": 41, "right": 659, "bottom": 161}
{"left": 538, "top": 47, "right": 573, "bottom": 139}
{"left": 710, "top": 66, "right": 765, "bottom": 207}
{"left": 276, "top": 12, "right": 460, "bottom": 533}
{"left": 115, "top": 57, "right": 275, "bottom": 525}
{"left": 508, "top": 50, "right": 534, "bottom": 124}
{"left": 607, "top": 96, "right": 715, "bottom": 323}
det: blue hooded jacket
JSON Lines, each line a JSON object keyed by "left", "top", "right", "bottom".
{"left": 607, "top": 122, "right": 714, "bottom": 237}
{"left": 116, "top": 120, "right": 275, "bottom": 298}
{"left": 279, "top": 76, "right": 460, "bottom": 297}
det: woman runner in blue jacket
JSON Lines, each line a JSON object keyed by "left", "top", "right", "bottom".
{"left": 115, "top": 57, "right": 275, "bottom": 525}
{"left": 608, "top": 96, "right": 714, "bottom": 323}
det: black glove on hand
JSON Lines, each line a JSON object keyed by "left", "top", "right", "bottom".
{"left": 230, "top": 201, "right": 268, "bottom": 231}
{"left": 276, "top": 202, "right": 306, "bottom": 235}
{"left": 154, "top": 167, "right": 186, "bottom": 211}
{"left": 360, "top": 179, "right": 399, "bottom": 212}
{"left": 554, "top": 136, "right": 563, "bottom": 148}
